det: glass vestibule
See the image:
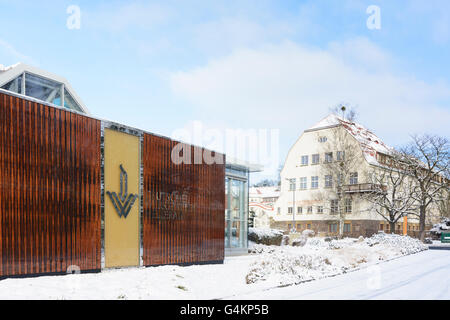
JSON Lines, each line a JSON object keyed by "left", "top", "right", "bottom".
{"left": 1, "top": 72, "right": 83, "bottom": 113}
{"left": 225, "top": 177, "right": 248, "bottom": 248}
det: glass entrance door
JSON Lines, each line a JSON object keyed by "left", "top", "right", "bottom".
{"left": 225, "top": 177, "right": 248, "bottom": 248}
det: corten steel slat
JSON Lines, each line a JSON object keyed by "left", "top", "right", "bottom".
{"left": 22, "top": 98, "right": 29, "bottom": 273}
{"left": 158, "top": 138, "right": 164, "bottom": 265}
{"left": 29, "top": 101, "right": 35, "bottom": 274}
{"left": 0, "top": 92, "right": 101, "bottom": 277}
{"left": 4, "top": 94, "right": 8, "bottom": 273}
{"left": 44, "top": 105, "right": 49, "bottom": 273}
{"left": 61, "top": 109, "right": 68, "bottom": 273}
{"left": 1, "top": 96, "right": 6, "bottom": 273}
{"left": 142, "top": 134, "right": 225, "bottom": 266}
{"left": 77, "top": 114, "right": 83, "bottom": 270}
{"left": 38, "top": 103, "right": 44, "bottom": 274}
{"left": 10, "top": 95, "right": 15, "bottom": 275}
{"left": 13, "top": 96, "right": 19, "bottom": 275}
{"left": 15, "top": 97, "right": 21, "bottom": 275}
{"left": 0, "top": 94, "right": 3, "bottom": 275}
{"left": 69, "top": 112, "right": 74, "bottom": 269}
{"left": 48, "top": 106, "right": 54, "bottom": 272}
{"left": 75, "top": 114, "right": 80, "bottom": 270}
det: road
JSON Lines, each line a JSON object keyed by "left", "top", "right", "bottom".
{"left": 228, "top": 249, "right": 450, "bottom": 300}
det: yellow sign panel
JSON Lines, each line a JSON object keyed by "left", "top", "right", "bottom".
{"left": 104, "top": 128, "right": 140, "bottom": 268}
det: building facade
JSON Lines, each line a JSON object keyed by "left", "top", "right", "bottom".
{"left": 272, "top": 114, "right": 431, "bottom": 237}
{"left": 0, "top": 64, "right": 226, "bottom": 278}
{"left": 225, "top": 159, "right": 262, "bottom": 255}
{"left": 249, "top": 186, "right": 280, "bottom": 228}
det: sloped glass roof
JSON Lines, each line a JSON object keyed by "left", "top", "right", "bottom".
{"left": 1, "top": 75, "right": 23, "bottom": 94}
{"left": 1, "top": 72, "right": 84, "bottom": 113}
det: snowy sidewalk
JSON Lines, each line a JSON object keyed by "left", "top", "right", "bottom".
{"left": 228, "top": 250, "right": 450, "bottom": 300}
{"left": 0, "top": 234, "right": 433, "bottom": 300}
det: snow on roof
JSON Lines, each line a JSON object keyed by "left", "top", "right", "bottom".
{"left": 250, "top": 186, "right": 280, "bottom": 198}
{"left": 308, "top": 114, "right": 393, "bottom": 166}
{"left": 0, "top": 63, "right": 20, "bottom": 73}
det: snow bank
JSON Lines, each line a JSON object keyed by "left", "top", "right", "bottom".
{"left": 364, "top": 233, "right": 427, "bottom": 255}
{"left": 246, "top": 233, "right": 427, "bottom": 286}
{"left": 249, "top": 227, "right": 284, "bottom": 238}
{"left": 248, "top": 227, "right": 284, "bottom": 246}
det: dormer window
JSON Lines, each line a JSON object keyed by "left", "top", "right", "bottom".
{"left": 318, "top": 136, "right": 327, "bottom": 143}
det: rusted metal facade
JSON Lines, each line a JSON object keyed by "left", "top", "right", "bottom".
{"left": 0, "top": 89, "right": 225, "bottom": 278}
{"left": 142, "top": 134, "right": 225, "bottom": 266}
{"left": 0, "top": 91, "right": 102, "bottom": 277}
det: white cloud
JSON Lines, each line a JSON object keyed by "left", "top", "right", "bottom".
{"left": 0, "top": 39, "right": 35, "bottom": 65}
{"left": 170, "top": 38, "right": 450, "bottom": 170}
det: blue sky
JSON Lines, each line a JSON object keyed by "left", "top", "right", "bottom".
{"left": 1, "top": 0, "right": 449, "bottom": 182}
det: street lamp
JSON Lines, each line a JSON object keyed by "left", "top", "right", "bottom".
{"left": 285, "top": 178, "right": 296, "bottom": 233}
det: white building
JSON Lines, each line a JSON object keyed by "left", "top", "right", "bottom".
{"left": 272, "top": 114, "right": 424, "bottom": 237}
{"left": 249, "top": 186, "right": 280, "bottom": 228}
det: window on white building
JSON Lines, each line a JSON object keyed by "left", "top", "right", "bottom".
{"left": 331, "top": 200, "right": 339, "bottom": 214}
{"left": 301, "top": 155, "right": 309, "bottom": 166}
{"left": 311, "top": 176, "right": 319, "bottom": 189}
{"left": 312, "top": 154, "right": 320, "bottom": 164}
{"left": 329, "top": 223, "right": 338, "bottom": 233}
{"left": 300, "top": 177, "right": 307, "bottom": 189}
{"left": 325, "top": 175, "right": 333, "bottom": 188}
{"left": 325, "top": 152, "right": 333, "bottom": 163}
{"left": 345, "top": 199, "right": 352, "bottom": 213}
{"left": 350, "top": 172, "right": 358, "bottom": 185}
{"left": 289, "top": 178, "right": 296, "bottom": 191}
{"left": 344, "top": 223, "right": 351, "bottom": 233}
{"left": 337, "top": 151, "right": 345, "bottom": 161}
{"left": 337, "top": 173, "right": 344, "bottom": 186}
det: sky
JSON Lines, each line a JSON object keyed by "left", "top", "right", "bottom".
{"left": 1, "top": 0, "right": 449, "bottom": 183}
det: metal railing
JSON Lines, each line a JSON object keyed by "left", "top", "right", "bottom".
{"left": 339, "top": 183, "right": 387, "bottom": 194}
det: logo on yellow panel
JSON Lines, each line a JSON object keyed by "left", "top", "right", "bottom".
{"left": 106, "top": 164, "right": 138, "bottom": 218}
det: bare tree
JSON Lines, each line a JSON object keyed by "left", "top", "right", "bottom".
{"left": 437, "top": 192, "right": 450, "bottom": 219}
{"left": 401, "top": 135, "right": 449, "bottom": 241}
{"left": 364, "top": 151, "right": 417, "bottom": 233}
{"left": 313, "top": 121, "right": 364, "bottom": 237}
{"left": 329, "top": 104, "right": 358, "bottom": 122}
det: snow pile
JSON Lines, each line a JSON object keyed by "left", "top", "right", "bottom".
{"left": 364, "top": 233, "right": 427, "bottom": 255}
{"left": 246, "top": 246, "right": 342, "bottom": 285}
{"left": 248, "top": 227, "right": 284, "bottom": 246}
{"left": 302, "top": 229, "right": 315, "bottom": 238}
{"left": 248, "top": 227, "right": 283, "bottom": 238}
{"left": 246, "top": 233, "right": 427, "bottom": 286}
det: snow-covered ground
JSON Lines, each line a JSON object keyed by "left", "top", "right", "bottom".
{"left": 0, "top": 234, "right": 431, "bottom": 300}
{"left": 231, "top": 249, "right": 450, "bottom": 300}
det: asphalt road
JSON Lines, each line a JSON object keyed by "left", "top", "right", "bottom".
{"left": 229, "top": 249, "right": 450, "bottom": 300}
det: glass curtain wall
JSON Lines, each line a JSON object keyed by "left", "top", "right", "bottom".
{"left": 225, "top": 175, "right": 248, "bottom": 249}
